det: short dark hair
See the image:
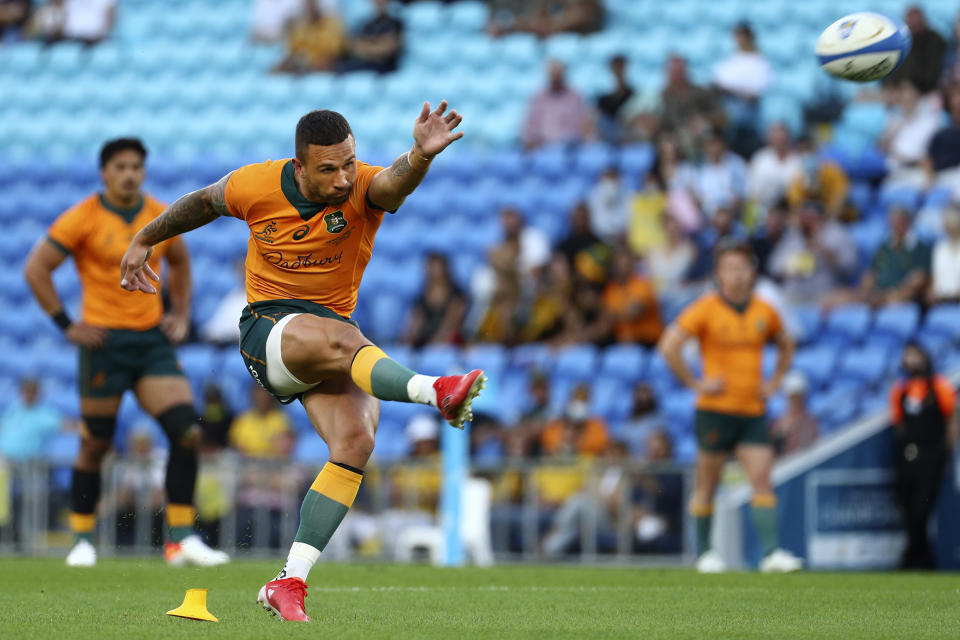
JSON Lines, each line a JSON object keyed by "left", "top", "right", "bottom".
{"left": 713, "top": 237, "right": 757, "bottom": 268}
{"left": 100, "top": 138, "right": 147, "bottom": 168}
{"left": 295, "top": 110, "right": 353, "bottom": 159}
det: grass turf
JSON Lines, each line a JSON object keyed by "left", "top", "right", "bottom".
{"left": 0, "top": 558, "right": 957, "bottom": 639}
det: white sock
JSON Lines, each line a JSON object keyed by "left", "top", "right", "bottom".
{"left": 406, "top": 374, "right": 439, "bottom": 407}
{"left": 277, "top": 541, "right": 321, "bottom": 581}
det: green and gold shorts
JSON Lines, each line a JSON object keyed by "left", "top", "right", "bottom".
{"left": 694, "top": 409, "right": 770, "bottom": 452}
{"left": 78, "top": 327, "right": 183, "bottom": 398}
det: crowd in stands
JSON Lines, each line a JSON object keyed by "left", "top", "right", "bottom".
{"left": 0, "top": 0, "right": 115, "bottom": 45}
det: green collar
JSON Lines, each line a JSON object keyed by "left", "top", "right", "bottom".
{"left": 281, "top": 160, "right": 328, "bottom": 221}
{"left": 719, "top": 292, "right": 751, "bottom": 314}
{"left": 99, "top": 193, "right": 143, "bottom": 223}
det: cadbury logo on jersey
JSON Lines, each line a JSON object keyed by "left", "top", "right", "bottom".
{"left": 262, "top": 250, "right": 343, "bottom": 270}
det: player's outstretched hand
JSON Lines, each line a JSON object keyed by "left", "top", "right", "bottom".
{"left": 412, "top": 100, "right": 463, "bottom": 158}
{"left": 120, "top": 240, "right": 159, "bottom": 294}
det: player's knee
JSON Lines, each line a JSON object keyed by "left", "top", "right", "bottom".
{"left": 155, "top": 404, "right": 202, "bottom": 449}
{"left": 77, "top": 432, "right": 112, "bottom": 470}
{"left": 329, "top": 425, "right": 375, "bottom": 465}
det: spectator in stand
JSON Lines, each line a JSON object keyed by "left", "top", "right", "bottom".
{"left": 520, "top": 251, "right": 572, "bottom": 343}
{"left": 691, "top": 130, "right": 747, "bottom": 220}
{"left": 0, "top": 0, "right": 30, "bottom": 41}
{"left": 488, "top": 0, "right": 603, "bottom": 38}
{"left": 661, "top": 54, "right": 723, "bottom": 158}
{"left": 498, "top": 207, "right": 551, "bottom": 279}
{"left": 595, "top": 55, "right": 634, "bottom": 143}
{"left": 557, "top": 202, "right": 603, "bottom": 266}
{"left": 274, "top": 0, "right": 345, "bottom": 73}
{"left": 632, "top": 430, "right": 683, "bottom": 553}
{"left": 713, "top": 22, "right": 773, "bottom": 157}
{"left": 887, "top": 6, "right": 947, "bottom": 95}
{"left": 251, "top": 0, "right": 306, "bottom": 43}
{"left": 924, "top": 84, "right": 960, "bottom": 193}
{"left": 646, "top": 212, "right": 697, "bottom": 294}
{"left": 685, "top": 205, "right": 745, "bottom": 283}
{"left": 619, "top": 383, "right": 662, "bottom": 454}
{"left": 943, "top": 13, "right": 960, "bottom": 86}
{"left": 198, "top": 383, "right": 233, "bottom": 453}
{"left": 602, "top": 248, "right": 663, "bottom": 348}
{"left": 770, "top": 371, "right": 818, "bottom": 456}
{"left": 587, "top": 167, "right": 630, "bottom": 243}
{"left": 861, "top": 208, "right": 931, "bottom": 308}
{"left": 540, "top": 385, "right": 609, "bottom": 457}
{"left": 403, "top": 253, "right": 467, "bottom": 348}
{"left": 768, "top": 201, "right": 857, "bottom": 307}
{"left": 750, "top": 199, "right": 789, "bottom": 278}
{"left": 228, "top": 384, "right": 294, "bottom": 460}
{"left": 881, "top": 78, "right": 942, "bottom": 188}
{"left": 507, "top": 372, "right": 552, "bottom": 459}
{"left": 0, "top": 378, "right": 66, "bottom": 461}
{"left": 889, "top": 342, "right": 958, "bottom": 569}
{"left": 748, "top": 122, "right": 803, "bottom": 215}
{"left": 787, "top": 136, "right": 854, "bottom": 222}
{"left": 929, "top": 206, "right": 960, "bottom": 304}
{"left": 61, "top": 0, "right": 114, "bottom": 45}
{"left": 339, "top": 0, "right": 404, "bottom": 74}
{"left": 522, "top": 60, "right": 591, "bottom": 149}
{"left": 27, "top": 0, "right": 63, "bottom": 43}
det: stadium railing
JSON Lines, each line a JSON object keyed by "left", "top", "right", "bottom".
{"left": 0, "top": 456, "right": 692, "bottom": 565}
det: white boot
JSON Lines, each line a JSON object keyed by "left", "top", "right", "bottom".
{"left": 66, "top": 539, "right": 97, "bottom": 567}
{"left": 696, "top": 549, "right": 727, "bottom": 573}
{"left": 760, "top": 548, "right": 803, "bottom": 573}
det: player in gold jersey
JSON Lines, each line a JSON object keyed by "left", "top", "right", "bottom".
{"left": 24, "top": 138, "right": 229, "bottom": 568}
{"left": 119, "top": 104, "right": 485, "bottom": 621}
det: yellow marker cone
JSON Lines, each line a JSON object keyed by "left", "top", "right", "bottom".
{"left": 166, "top": 588, "right": 219, "bottom": 622}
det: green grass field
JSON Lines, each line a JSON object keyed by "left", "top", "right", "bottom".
{"left": 0, "top": 558, "right": 957, "bottom": 639}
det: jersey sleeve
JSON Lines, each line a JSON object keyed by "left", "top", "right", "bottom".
{"left": 766, "top": 304, "right": 785, "bottom": 340}
{"left": 224, "top": 162, "right": 271, "bottom": 220}
{"left": 675, "top": 297, "right": 708, "bottom": 337}
{"left": 353, "top": 161, "right": 390, "bottom": 216}
{"left": 889, "top": 381, "right": 905, "bottom": 425}
{"left": 46, "top": 201, "right": 92, "bottom": 254}
{"left": 933, "top": 376, "right": 957, "bottom": 419}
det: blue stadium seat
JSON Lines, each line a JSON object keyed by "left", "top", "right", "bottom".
{"left": 878, "top": 185, "right": 923, "bottom": 213}
{"left": 293, "top": 436, "right": 330, "bottom": 465}
{"left": 590, "top": 377, "right": 632, "bottom": 422}
{"left": 661, "top": 389, "right": 696, "bottom": 437}
{"left": 45, "top": 432, "right": 81, "bottom": 467}
{"left": 417, "top": 344, "right": 462, "bottom": 376}
{"left": 509, "top": 343, "right": 554, "bottom": 374}
{"left": 872, "top": 304, "right": 920, "bottom": 347}
{"left": 462, "top": 344, "right": 508, "bottom": 380}
{"left": 923, "top": 186, "right": 953, "bottom": 210}
{"left": 836, "top": 346, "right": 892, "bottom": 389}
{"left": 552, "top": 344, "right": 599, "bottom": 381}
{"left": 793, "top": 305, "right": 822, "bottom": 345}
{"left": 447, "top": 1, "right": 488, "bottom": 32}
{"left": 618, "top": 144, "right": 655, "bottom": 181}
{"left": 924, "top": 304, "right": 960, "bottom": 342}
{"left": 792, "top": 346, "right": 838, "bottom": 390}
{"left": 599, "top": 344, "right": 648, "bottom": 382}
{"left": 823, "top": 304, "right": 872, "bottom": 346}
{"left": 365, "top": 293, "right": 409, "bottom": 344}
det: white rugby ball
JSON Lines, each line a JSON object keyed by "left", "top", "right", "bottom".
{"left": 816, "top": 12, "right": 912, "bottom": 82}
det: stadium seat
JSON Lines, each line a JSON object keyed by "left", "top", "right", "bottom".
{"left": 878, "top": 185, "right": 923, "bottom": 213}
{"left": 823, "top": 304, "right": 872, "bottom": 346}
{"left": 599, "top": 344, "right": 648, "bottom": 382}
{"left": 924, "top": 304, "right": 960, "bottom": 342}
{"left": 871, "top": 304, "right": 920, "bottom": 347}
{"left": 792, "top": 346, "right": 839, "bottom": 390}
{"left": 293, "top": 436, "right": 330, "bottom": 465}
{"left": 461, "top": 345, "right": 508, "bottom": 380}
{"left": 417, "top": 344, "right": 462, "bottom": 376}
{"left": 836, "top": 345, "right": 893, "bottom": 389}
{"left": 552, "top": 344, "right": 599, "bottom": 382}
{"left": 509, "top": 344, "right": 554, "bottom": 374}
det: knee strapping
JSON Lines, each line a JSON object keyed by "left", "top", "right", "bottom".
{"left": 157, "top": 404, "right": 200, "bottom": 505}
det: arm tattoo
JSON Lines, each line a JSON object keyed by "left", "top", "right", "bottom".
{"left": 389, "top": 152, "right": 414, "bottom": 179}
{"left": 137, "top": 172, "right": 233, "bottom": 245}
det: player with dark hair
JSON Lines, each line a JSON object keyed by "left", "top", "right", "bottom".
{"left": 658, "top": 238, "right": 802, "bottom": 573}
{"left": 119, "top": 103, "right": 485, "bottom": 621}
{"left": 24, "top": 138, "right": 229, "bottom": 568}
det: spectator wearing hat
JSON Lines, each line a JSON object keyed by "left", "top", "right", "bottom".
{"left": 770, "top": 371, "right": 819, "bottom": 456}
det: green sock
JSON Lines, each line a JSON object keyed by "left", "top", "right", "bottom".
{"left": 351, "top": 345, "right": 419, "bottom": 402}
{"left": 695, "top": 515, "right": 712, "bottom": 556}
{"left": 169, "top": 525, "right": 192, "bottom": 543}
{"left": 750, "top": 504, "right": 778, "bottom": 556}
{"left": 75, "top": 531, "right": 93, "bottom": 545}
{"left": 293, "top": 463, "right": 363, "bottom": 551}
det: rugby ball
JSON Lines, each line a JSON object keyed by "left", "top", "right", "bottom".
{"left": 816, "top": 12, "right": 912, "bottom": 82}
